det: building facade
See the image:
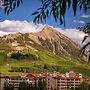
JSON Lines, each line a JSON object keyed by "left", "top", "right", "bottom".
{"left": 46, "top": 71, "right": 83, "bottom": 90}
{"left": 0, "top": 71, "right": 83, "bottom": 90}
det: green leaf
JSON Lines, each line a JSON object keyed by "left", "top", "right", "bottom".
{"left": 20, "top": 0, "right": 23, "bottom": 3}
{"left": 13, "top": 2, "right": 16, "bottom": 10}
{"left": 33, "top": 16, "right": 38, "bottom": 23}
{"left": 53, "top": 10, "right": 57, "bottom": 22}
{"left": 4, "top": 0, "right": 8, "bottom": 3}
{"left": 82, "top": 36, "right": 89, "bottom": 43}
{"left": 46, "top": 9, "right": 49, "bottom": 18}
{"left": 80, "top": 48, "right": 85, "bottom": 56}
{"left": 37, "top": 8, "right": 42, "bottom": 10}
{"left": 40, "top": 16, "right": 43, "bottom": 22}
{"left": 32, "top": 12, "right": 39, "bottom": 15}
{"left": 42, "top": 11, "right": 46, "bottom": 22}
{"left": 67, "top": 0, "right": 71, "bottom": 9}
{"left": 17, "top": 0, "right": 20, "bottom": 7}
{"left": 43, "top": 14, "right": 46, "bottom": 22}
{"left": 60, "top": 15, "right": 63, "bottom": 25}
{"left": 72, "top": 0, "right": 77, "bottom": 16}
{"left": 2, "top": 3, "right": 9, "bottom": 6}
{"left": 7, "top": 8, "right": 10, "bottom": 15}
{"left": 62, "top": 0, "right": 66, "bottom": 16}
{"left": 82, "top": 42, "right": 90, "bottom": 51}
{"left": 43, "top": 1, "right": 48, "bottom": 8}
{"left": 4, "top": 6, "right": 8, "bottom": 14}
{"left": 44, "top": 3, "right": 49, "bottom": 9}
{"left": 33, "top": 15, "right": 40, "bottom": 23}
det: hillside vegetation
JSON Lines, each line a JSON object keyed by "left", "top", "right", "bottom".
{"left": 0, "top": 49, "right": 90, "bottom": 78}
{"left": 0, "top": 25, "right": 90, "bottom": 78}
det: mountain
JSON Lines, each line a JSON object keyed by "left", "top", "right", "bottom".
{"left": 0, "top": 25, "right": 90, "bottom": 77}
{"left": 0, "top": 25, "right": 81, "bottom": 59}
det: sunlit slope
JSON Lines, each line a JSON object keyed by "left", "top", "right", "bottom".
{"left": 0, "top": 25, "right": 89, "bottom": 77}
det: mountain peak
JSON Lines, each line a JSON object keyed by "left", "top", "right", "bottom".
{"left": 42, "top": 25, "right": 56, "bottom": 32}
{"left": 0, "top": 25, "right": 82, "bottom": 60}
{"left": 39, "top": 25, "right": 63, "bottom": 38}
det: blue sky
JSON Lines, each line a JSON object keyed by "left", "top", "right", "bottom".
{"left": 0, "top": 0, "right": 90, "bottom": 45}
{"left": 0, "top": 0, "right": 90, "bottom": 29}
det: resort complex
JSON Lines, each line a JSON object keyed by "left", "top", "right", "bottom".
{"left": 0, "top": 71, "right": 83, "bottom": 90}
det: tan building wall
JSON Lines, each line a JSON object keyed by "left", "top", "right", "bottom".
{"left": 0, "top": 77, "right": 7, "bottom": 90}
{"left": 46, "top": 71, "right": 83, "bottom": 90}
{"left": 0, "top": 71, "right": 83, "bottom": 90}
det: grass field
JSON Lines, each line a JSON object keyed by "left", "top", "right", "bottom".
{"left": 0, "top": 50, "right": 90, "bottom": 78}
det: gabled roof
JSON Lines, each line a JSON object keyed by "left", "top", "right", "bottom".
{"left": 25, "top": 73, "right": 37, "bottom": 80}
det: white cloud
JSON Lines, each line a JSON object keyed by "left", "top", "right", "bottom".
{"left": 0, "top": 20, "right": 86, "bottom": 46}
{"left": 73, "top": 20, "right": 86, "bottom": 24}
{"left": 56, "top": 28, "right": 86, "bottom": 45}
{"left": 81, "top": 14, "right": 90, "bottom": 18}
{"left": 0, "top": 31, "right": 10, "bottom": 36}
{"left": 0, "top": 20, "right": 43, "bottom": 34}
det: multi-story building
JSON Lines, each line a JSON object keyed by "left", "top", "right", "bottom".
{"left": 0, "top": 73, "right": 46, "bottom": 90}
{"left": 0, "top": 71, "right": 83, "bottom": 90}
{"left": 0, "top": 76, "right": 24, "bottom": 90}
{"left": 46, "top": 71, "right": 83, "bottom": 90}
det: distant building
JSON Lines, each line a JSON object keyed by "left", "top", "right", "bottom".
{"left": 0, "top": 73, "right": 46, "bottom": 90}
{"left": 46, "top": 71, "right": 83, "bottom": 90}
{"left": 0, "top": 71, "right": 83, "bottom": 90}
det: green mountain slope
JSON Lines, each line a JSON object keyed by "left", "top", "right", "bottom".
{"left": 0, "top": 25, "right": 89, "bottom": 77}
{"left": 0, "top": 25, "right": 81, "bottom": 58}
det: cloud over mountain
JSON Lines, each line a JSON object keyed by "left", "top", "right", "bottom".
{"left": 56, "top": 28, "right": 86, "bottom": 45}
{"left": 0, "top": 20, "right": 43, "bottom": 35}
{"left": 0, "top": 20, "right": 86, "bottom": 45}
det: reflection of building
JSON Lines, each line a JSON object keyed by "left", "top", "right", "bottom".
{"left": 0, "top": 71, "right": 83, "bottom": 90}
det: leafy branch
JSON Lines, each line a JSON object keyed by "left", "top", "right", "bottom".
{"left": 2, "top": 0, "right": 23, "bottom": 15}
{"left": 32, "top": 0, "right": 90, "bottom": 26}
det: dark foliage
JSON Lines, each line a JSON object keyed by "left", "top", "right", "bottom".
{"left": 2, "top": 0, "right": 22, "bottom": 15}
{"left": 32, "top": 0, "right": 90, "bottom": 26}
{"left": 3, "top": 82, "right": 14, "bottom": 90}
{"left": 75, "top": 82, "right": 90, "bottom": 90}
{"left": 18, "top": 80, "right": 45, "bottom": 90}
{"left": 1, "top": 0, "right": 90, "bottom": 26}
{"left": 79, "top": 23, "right": 90, "bottom": 58}
{"left": 18, "top": 81, "right": 29, "bottom": 90}
{"left": 79, "top": 23, "right": 90, "bottom": 35}
{"left": 10, "top": 52, "right": 39, "bottom": 60}
{"left": 9, "top": 66, "right": 30, "bottom": 73}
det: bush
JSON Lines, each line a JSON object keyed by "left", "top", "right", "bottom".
{"left": 9, "top": 66, "right": 30, "bottom": 73}
{"left": 10, "top": 52, "right": 39, "bottom": 60}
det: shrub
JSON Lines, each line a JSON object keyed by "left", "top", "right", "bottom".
{"left": 10, "top": 52, "right": 39, "bottom": 60}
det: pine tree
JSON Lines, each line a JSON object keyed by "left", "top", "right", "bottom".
{"left": 37, "top": 79, "right": 44, "bottom": 90}
{"left": 18, "top": 81, "right": 28, "bottom": 90}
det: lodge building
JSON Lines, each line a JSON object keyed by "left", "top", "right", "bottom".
{"left": 46, "top": 71, "right": 83, "bottom": 90}
{"left": 0, "top": 71, "right": 83, "bottom": 90}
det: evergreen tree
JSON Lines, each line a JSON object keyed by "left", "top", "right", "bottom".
{"left": 33, "top": 80, "right": 38, "bottom": 90}
{"left": 27, "top": 82, "right": 34, "bottom": 90}
{"left": 76, "top": 82, "right": 90, "bottom": 90}
{"left": 37, "top": 79, "right": 44, "bottom": 90}
{"left": 4, "top": 82, "right": 14, "bottom": 90}
{"left": 18, "top": 81, "right": 28, "bottom": 90}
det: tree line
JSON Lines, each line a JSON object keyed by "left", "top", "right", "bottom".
{"left": 10, "top": 52, "right": 39, "bottom": 60}
{"left": 4, "top": 79, "right": 46, "bottom": 90}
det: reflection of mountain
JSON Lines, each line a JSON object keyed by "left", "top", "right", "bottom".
{"left": 0, "top": 25, "right": 81, "bottom": 59}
